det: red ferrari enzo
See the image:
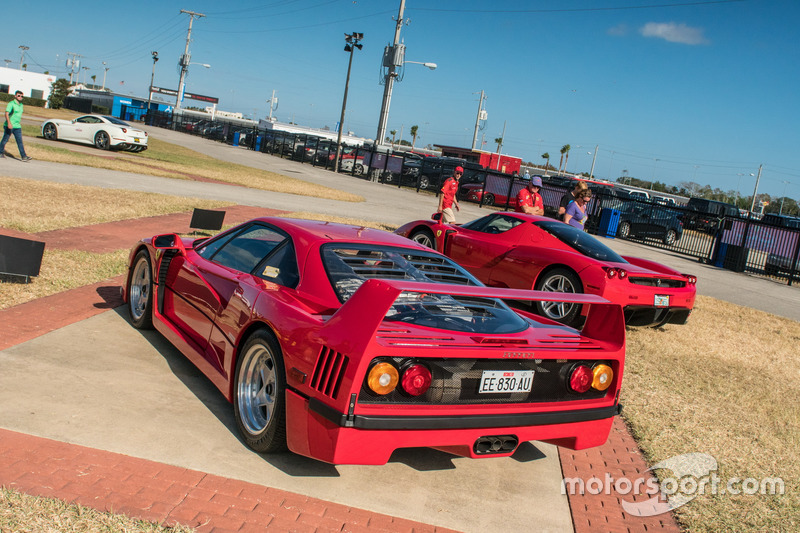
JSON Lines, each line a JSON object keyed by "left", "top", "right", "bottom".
{"left": 123, "top": 217, "right": 625, "bottom": 465}
{"left": 396, "top": 212, "right": 696, "bottom": 328}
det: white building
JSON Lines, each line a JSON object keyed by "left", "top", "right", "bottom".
{"left": 0, "top": 67, "right": 57, "bottom": 101}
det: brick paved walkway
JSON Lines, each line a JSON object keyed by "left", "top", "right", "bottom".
{"left": 0, "top": 207, "right": 683, "bottom": 532}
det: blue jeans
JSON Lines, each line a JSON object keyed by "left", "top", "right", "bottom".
{"left": 0, "top": 127, "right": 27, "bottom": 158}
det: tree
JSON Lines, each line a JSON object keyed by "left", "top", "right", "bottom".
{"left": 389, "top": 129, "right": 397, "bottom": 146}
{"left": 47, "top": 78, "right": 71, "bottom": 109}
{"left": 410, "top": 125, "right": 419, "bottom": 149}
{"left": 91, "top": 75, "right": 96, "bottom": 85}
{"left": 494, "top": 137, "right": 504, "bottom": 153}
{"left": 541, "top": 152, "right": 550, "bottom": 171}
{"left": 562, "top": 144, "right": 571, "bottom": 173}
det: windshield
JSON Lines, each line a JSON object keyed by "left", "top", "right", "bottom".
{"left": 321, "top": 244, "right": 528, "bottom": 334}
{"left": 535, "top": 220, "right": 628, "bottom": 264}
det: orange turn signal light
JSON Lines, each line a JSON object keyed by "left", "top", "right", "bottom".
{"left": 592, "top": 364, "right": 614, "bottom": 391}
{"left": 367, "top": 362, "right": 399, "bottom": 395}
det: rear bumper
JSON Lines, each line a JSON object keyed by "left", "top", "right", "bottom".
{"left": 624, "top": 305, "right": 691, "bottom": 327}
{"left": 286, "top": 390, "right": 620, "bottom": 464}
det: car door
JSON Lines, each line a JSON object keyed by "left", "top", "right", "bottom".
{"left": 56, "top": 116, "right": 87, "bottom": 142}
{"left": 446, "top": 214, "right": 526, "bottom": 282}
{"left": 169, "top": 224, "right": 292, "bottom": 376}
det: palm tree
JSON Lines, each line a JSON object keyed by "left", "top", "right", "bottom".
{"left": 541, "top": 152, "right": 550, "bottom": 171}
{"left": 91, "top": 75, "right": 96, "bottom": 86}
{"left": 410, "top": 125, "right": 419, "bottom": 149}
{"left": 558, "top": 144, "right": 571, "bottom": 173}
{"left": 390, "top": 129, "right": 397, "bottom": 146}
{"left": 494, "top": 137, "right": 504, "bottom": 153}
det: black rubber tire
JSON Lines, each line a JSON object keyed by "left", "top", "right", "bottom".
{"left": 128, "top": 251, "right": 154, "bottom": 329}
{"left": 43, "top": 123, "right": 58, "bottom": 140}
{"left": 409, "top": 228, "right": 436, "bottom": 250}
{"left": 663, "top": 229, "right": 677, "bottom": 246}
{"left": 95, "top": 131, "right": 110, "bottom": 150}
{"left": 618, "top": 221, "right": 631, "bottom": 239}
{"left": 234, "top": 329, "right": 287, "bottom": 454}
{"left": 483, "top": 193, "right": 496, "bottom": 207}
{"left": 418, "top": 176, "right": 430, "bottom": 189}
{"left": 534, "top": 267, "right": 583, "bottom": 327}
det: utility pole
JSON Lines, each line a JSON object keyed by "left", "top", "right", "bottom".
{"left": 175, "top": 10, "right": 205, "bottom": 111}
{"left": 267, "top": 90, "right": 278, "bottom": 121}
{"left": 66, "top": 52, "right": 82, "bottom": 84}
{"left": 471, "top": 90, "right": 486, "bottom": 150}
{"left": 18, "top": 46, "right": 29, "bottom": 70}
{"left": 375, "top": 0, "right": 405, "bottom": 145}
{"left": 749, "top": 164, "right": 763, "bottom": 213}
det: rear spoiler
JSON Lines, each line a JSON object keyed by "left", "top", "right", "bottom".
{"left": 316, "top": 279, "right": 625, "bottom": 356}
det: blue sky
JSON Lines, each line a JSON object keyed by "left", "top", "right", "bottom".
{"left": 9, "top": 0, "right": 799, "bottom": 200}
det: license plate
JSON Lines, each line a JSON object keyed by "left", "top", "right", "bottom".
{"left": 134, "top": 138, "right": 140, "bottom": 143}
{"left": 479, "top": 370, "right": 534, "bottom": 394}
{"left": 654, "top": 294, "right": 670, "bottom": 307}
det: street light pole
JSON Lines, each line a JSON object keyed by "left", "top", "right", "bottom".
{"left": 335, "top": 32, "right": 363, "bottom": 173}
{"left": 146, "top": 52, "right": 158, "bottom": 122}
{"left": 588, "top": 145, "right": 598, "bottom": 179}
{"left": 779, "top": 180, "right": 790, "bottom": 215}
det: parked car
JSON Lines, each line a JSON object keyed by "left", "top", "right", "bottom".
{"left": 617, "top": 204, "right": 684, "bottom": 245}
{"left": 761, "top": 215, "right": 800, "bottom": 276}
{"left": 396, "top": 212, "right": 696, "bottom": 328}
{"left": 682, "top": 198, "right": 739, "bottom": 234}
{"left": 124, "top": 217, "right": 625, "bottom": 464}
{"left": 41, "top": 115, "right": 148, "bottom": 152}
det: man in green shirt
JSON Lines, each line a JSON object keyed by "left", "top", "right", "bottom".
{"left": 0, "top": 90, "right": 31, "bottom": 161}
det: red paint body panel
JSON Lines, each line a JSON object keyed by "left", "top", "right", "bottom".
{"left": 123, "top": 217, "right": 627, "bottom": 464}
{"left": 395, "top": 213, "right": 696, "bottom": 325}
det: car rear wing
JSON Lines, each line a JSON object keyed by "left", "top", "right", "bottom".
{"left": 317, "top": 279, "right": 625, "bottom": 355}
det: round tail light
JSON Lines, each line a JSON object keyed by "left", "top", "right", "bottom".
{"left": 401, "top": 363, "right": 432, "bottom": 396}
{"left": 367, "top": 362, "right": 399, "bottom": 395}
{"left": 592, "top": 364, "right": 614, "bottom": 391}
{"left": 604, "top": 267, "right": 617, "bottom": 278}
{"left": 618, "top": 269, "right": 628, "bottom": 279}
{"left": 568, "top": 364, "right": 593, "bottom": 393}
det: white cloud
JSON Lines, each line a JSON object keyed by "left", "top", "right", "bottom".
{"left": 640, "top": 22, "right": 709, "bottom": 45}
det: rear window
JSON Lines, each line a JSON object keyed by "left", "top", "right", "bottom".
{"left": 321, "top": 244, "right": 528, "bottom": 334}
{"left": 535, "top": 220, "right": 628, "bottom": 264}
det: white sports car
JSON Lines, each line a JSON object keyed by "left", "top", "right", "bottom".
{"left": 41, "top": 115, "right": 148, "bottom": 152}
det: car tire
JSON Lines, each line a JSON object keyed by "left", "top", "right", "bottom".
{"left": 43, "top": 122, "right": 58, "bottom": 140}
{"left": 354, "top": 163, "right": 365, "bottom": 175}
{"left": 663, "top": 229, "right": 677, "bottom": 246}
{"left": 483, "top": 193, "right": 496, "bottom": 207}
{"left": 418, "top": 176, "right": 430, "bottom": 189}
{"left": 128, "top": 250, "right": 154, "bottom": 330}
{"left": 234, "top": 329, "right": 287, "bottom": 454}
{"left": 94, "top": 131, "right": 110, "bottom": 150}
{"left": 534, "top": 268, "right": 583, "bottom": 326}
{"left": 409, "top": 228, "right": 436, "bottom": 250}
{"left": 618, "top": 221, "right": 631, "bottom": 239}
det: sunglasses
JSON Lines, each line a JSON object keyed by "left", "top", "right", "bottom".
{"left": 15, "top": 94, "right": 23, "bottom": 98}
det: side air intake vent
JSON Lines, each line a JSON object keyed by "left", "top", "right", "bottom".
{"left": 310, "top": 347, "right": 348, "bottom": 399}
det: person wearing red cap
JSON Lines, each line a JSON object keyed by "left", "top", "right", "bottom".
{"left": 516, "top": 175, "right": 544, "bottom": 215}
{"left": 438, "top": 166, "right": 462, "bottom": 223}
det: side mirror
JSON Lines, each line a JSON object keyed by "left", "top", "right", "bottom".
{"left": 152, "top": 233, "right": 185, "bottom": 254}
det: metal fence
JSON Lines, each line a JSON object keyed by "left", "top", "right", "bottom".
{"left": 138, "top": 110, "right": 799, "bottom": 285}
